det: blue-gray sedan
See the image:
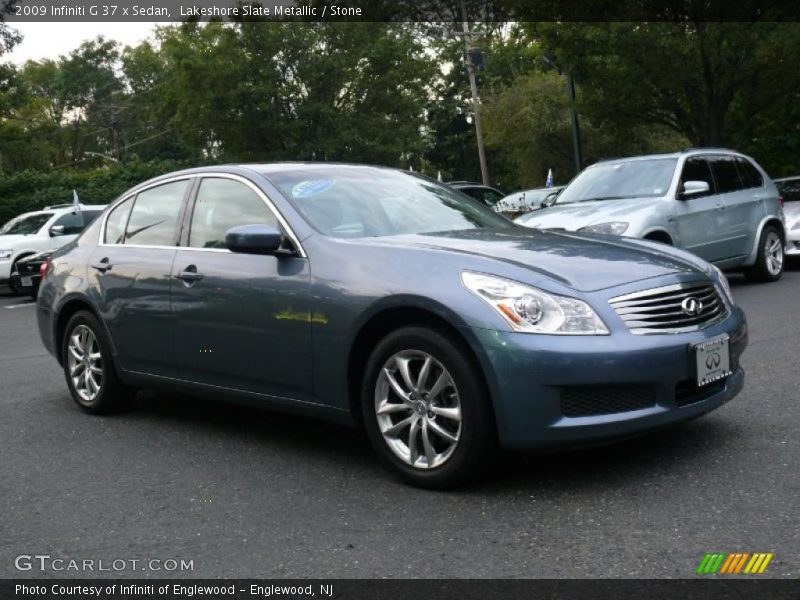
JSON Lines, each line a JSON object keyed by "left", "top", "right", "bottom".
{"left": 36, "top": 164, "right": 748, "bottom": 488}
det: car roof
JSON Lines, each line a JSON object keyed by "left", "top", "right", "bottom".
{"left": 593, "top": 148, "right": 750, "bottom": 166}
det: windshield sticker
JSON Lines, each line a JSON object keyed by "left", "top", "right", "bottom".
{"left": 292, "top": 179, "right": 334, "bottom": 198}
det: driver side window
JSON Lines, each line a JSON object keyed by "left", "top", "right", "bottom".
{"left": 680, "top": 158, "right": 715, "bottom": 198}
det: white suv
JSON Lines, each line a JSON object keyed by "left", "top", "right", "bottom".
{"left": 0, "top": 204, "right": 106, "bottom": 294}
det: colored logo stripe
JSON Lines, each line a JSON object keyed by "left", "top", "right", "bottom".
{"left": 697, "top": 552, "right": 773, "bottom": 574}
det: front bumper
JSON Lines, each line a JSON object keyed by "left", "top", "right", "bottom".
{"left": 469, "top": 306, "right": 748, "bottom": 451}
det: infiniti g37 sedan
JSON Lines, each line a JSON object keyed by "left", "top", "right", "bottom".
{"left": 37, "top": 164, "right": 748, "bottom": 488}
{"left": 516, "top": 149, "right": 785, "bottom": 282}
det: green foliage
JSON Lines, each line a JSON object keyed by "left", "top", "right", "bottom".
{"left": 0, "top": 159, "right": 198, "bottom": 225}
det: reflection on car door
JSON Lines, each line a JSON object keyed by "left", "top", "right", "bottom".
{"left": 672, "top": 156, "right": 729, "bottom": 261}
{"left": 88, "top": 180, "right": 191, "bottom": 377}
{"left": 171, "top": 176, "right": 313, "bottom": 402}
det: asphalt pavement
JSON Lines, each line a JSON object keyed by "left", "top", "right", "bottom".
{"left": 1, "top": 266, "right": 798, "bottom": 579}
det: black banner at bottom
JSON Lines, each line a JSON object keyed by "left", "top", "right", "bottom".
{"left": 2, "top": 579, "right": 798, "bottom": 600}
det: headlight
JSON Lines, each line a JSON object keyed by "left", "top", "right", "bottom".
{"left": 461, "top": 271, "right": 609, "bottom": 335}
{"left": 578, "top": 222, "right": 629, "bottom": 235}
{"left": 0, "top": 249, "right": 12, "bottom": 261}
{"left": 708, "top": 264, "right": 734, "bottom": 305}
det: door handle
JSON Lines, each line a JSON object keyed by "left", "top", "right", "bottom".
{"left": 753, "top": 195, "right": 763, "bottom": 201}
{"left": 176, "top": 266, "right": 203, "bottom": 283}
{"left": 90, "top": 258, "right": 112, "bottom": 272}
{"left": 715, "top": 204, "right": 725, "bottom": 211}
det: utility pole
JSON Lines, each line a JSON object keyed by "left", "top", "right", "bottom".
{"left": 460, "top": 1, "right": 490, "bottom": 186}
{"left": 565, "top": 73, "right": 583, "bottom": 174}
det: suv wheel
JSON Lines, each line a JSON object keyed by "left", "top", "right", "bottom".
{"left": 744, "top": 225, "right": 784, "bottom": 282}
{"left": 361, "top": 326, "right": 497, "bottom": 488}
{"left": 8, "top": 259, "right": 24, "bottom": 295}
{"left": 62, "top": 311, "right": 135, "bottom": 414}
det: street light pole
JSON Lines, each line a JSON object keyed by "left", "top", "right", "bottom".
{"left": 460, "top": 1, "right": 490, "bottom": 186}
{"left": 565, "top": 73, "right": 583, "bottom": 174}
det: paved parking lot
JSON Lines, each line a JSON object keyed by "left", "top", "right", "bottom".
{"left": 1, "top": 267, "right": 798, "bottom": 579}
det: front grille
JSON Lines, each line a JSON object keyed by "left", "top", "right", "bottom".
{"left": 609, "top": 281, "right": 728, "bottom": 335}
{"left": 675, "top": 377, "right": 728, "bottom": 406}
{"left": 561, "top": 385, "right": 657, "bottom": 417}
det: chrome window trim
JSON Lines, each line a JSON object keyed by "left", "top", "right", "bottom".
{"left": 98, "top": 173, "right": 307, "bottom": 258}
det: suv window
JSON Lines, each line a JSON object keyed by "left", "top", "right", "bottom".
{"left": 105, "top": 197, "right": 134, "bottom": 244}
{"left": 1, "top": 213, "right": 54, "bottom": 235}
{"left": 776, "top": 178, "right": 800, "bottom": 202}
{"left": 52, "top": 210, "right": 103, "bottom": 235}
{"left": 189, "top": 178, "right": 277, "bottom": 249}
{"left": 735, "top": 157, "right": 764, "bottom": 189}
{"left": 679, "top": 157, "right": 715, "bottom": 197}
{"left": 710, "top": 156, "right": 743, "bottom": 193}
{"left": 125, "top": 180, "right": 189, "bottom": 246}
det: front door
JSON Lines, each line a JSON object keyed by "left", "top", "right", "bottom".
{"left": 672, "top": 156, "right": 730, "bottom": 262}
{"left": 171, "top": 176, "right": 313, "bottom": 402}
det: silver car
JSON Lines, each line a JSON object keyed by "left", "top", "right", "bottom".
{"left": 774, "top": 176, "right": 800, "bottom": 257}
{"left": 516, "top": 149, "right": 786, "bottom": 282}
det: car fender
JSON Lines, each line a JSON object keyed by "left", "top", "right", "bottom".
{"left": 743, "top": 215, "right": 786, "bottom": 266}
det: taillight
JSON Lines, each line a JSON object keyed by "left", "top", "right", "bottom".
{"left": 779, "top": 196, "right": 785, "bottom": 208}
{"left": 39, "top": 260, "right": 49, "bottom": 279}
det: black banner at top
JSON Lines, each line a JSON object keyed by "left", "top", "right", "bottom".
{"left": 4, "top": 0, "right": 800, "bottom": 22}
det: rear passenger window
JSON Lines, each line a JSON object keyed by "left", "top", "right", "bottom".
{"left": 104, "top": 197, "right": 133, "bottom": 244}
{"left": 680, "top": 158, "right": 715, "bottom": 197}
{"left": 710, "top": 157, "right": 743, "bottom": 193}
{"left": 124, "top": 180, "right": 189, "bottom": 246}
{"left": 735, "top": 158, "right": 764, "bottom": 189}
{"left": 189, "top": 178, "right": 278, "bottom": 249}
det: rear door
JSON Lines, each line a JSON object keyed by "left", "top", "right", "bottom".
{"left": 708, "top": 155, "right": 753, "bottom": 259}
{"left": 728, "top": 157, "right": 769, "bottom": 257}
{"left": 171, "top": 176, "right": 313, "bottom": 401}
{"left": 88, "top": 179, "right": 192, "bottom": 377}
{"left": 672, "top": 156, "right": 730, "bottom": 261}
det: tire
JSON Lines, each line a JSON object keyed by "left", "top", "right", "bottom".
{"left": 361, "top": 326, "right": 497, "bottom": 489}
{"left": 62, "top": 311, "right": 135, "bottom": 414}
{"left": 744, "top": 225, "right": 784, "bottom": 282}
{"left": 8, "top": 259, "right": 24, "bottom": 295}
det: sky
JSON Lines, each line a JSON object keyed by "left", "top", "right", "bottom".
{"left": 7, "top": 22, "right": 168, "bottom": 64}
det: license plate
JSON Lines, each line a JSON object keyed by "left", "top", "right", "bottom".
{"left": 694, "top": 334, "right": 731, "bottom": 386}
{"left": 20, "top": 276, "right": 33, "bottom": 287}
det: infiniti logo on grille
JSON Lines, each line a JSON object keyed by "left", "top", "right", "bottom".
{"left": 681, "top": 296, "right": 704, "bottom": 316}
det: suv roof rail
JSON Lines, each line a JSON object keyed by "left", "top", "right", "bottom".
{"left": 42, "top": 203, "right": 75, "bottom": 209}
{"left": 682, "top": 147, "right": 739, "bottom": 153}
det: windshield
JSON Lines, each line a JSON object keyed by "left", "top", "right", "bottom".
{"left": 556, "top": 158, "right": 678, "bottom": 204}
{"left": 0, "top": 213, "right": 53, "bottom": 235}
{"left": 269, "top": 167, "right": 512, "bottom": 238}
{"left": 776, "top": 179, "right": 800, "bottom": 202}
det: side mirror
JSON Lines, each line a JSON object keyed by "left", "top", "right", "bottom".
{"left": 49, "top": 225, "right": 66, "bottom": 237}
{"left": 225, "top": 224, "right": 285, "bottom": 255}
{"left": 681, "top": 180, "right": 710, "bottom": 198}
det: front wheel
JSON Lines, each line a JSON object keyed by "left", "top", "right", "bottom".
{"left": 361, "top": 326, "right": 497, "bottom": 489}
{"left": 8, "top": 260, "right": 24, "bottom": 295}
{"left": 744, "top": 225, "right": 784, "bottom": 282}
{"left": 62, "top": 311, "right": 135, "bottom": 414}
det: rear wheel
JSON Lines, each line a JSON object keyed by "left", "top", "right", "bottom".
{"left": 361, "top": 326, "right": 497, "bottom": 489}
{"left": 62, "top": 311, "right": 135, "bottom": 414}
{"left": 744, "top": 225, "right": 784, "bottom": 282}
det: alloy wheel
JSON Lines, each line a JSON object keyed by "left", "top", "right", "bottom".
{"left": 374, "top": 350, "right": 462, "bottom": 470}
{"left": 67, "top": 325, "right": 104, "bottom": 403}
{"left": 764, "top": 230, "right": 784, "bottom": 276}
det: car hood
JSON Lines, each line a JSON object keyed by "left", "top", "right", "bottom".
{"left": 366, "top": 228, "right": 705, "bottom": 292}
{"left": 0, "top": 234, "right": 28, "bottom": 247}
{"left": 517, "top": 197, "right": 662, "bottom": 230}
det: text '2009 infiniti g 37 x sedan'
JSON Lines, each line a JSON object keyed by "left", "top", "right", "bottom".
{"left": 36, "top": 164, "right": 748, "bottom": 488}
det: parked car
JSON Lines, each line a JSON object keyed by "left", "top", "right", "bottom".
{"left": 493, "top": 186, "right": 564, "bottom": 215}
{"left": 774, "top": 176, "right": 800, "bottom": 258}
{"left": 1, "top": 204, "right": 105, "bottom": 294}
{"left": 9, "top": 250, "right": 53, "bottom": 298}
{"left": 447, "top": 181, "right": 505, "bottom": 207}
{"left": 37, "top": 164, "right": 747, "bottom": 488}
{"left": 516, "top": 149, "right": 786, "bottom": 282}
